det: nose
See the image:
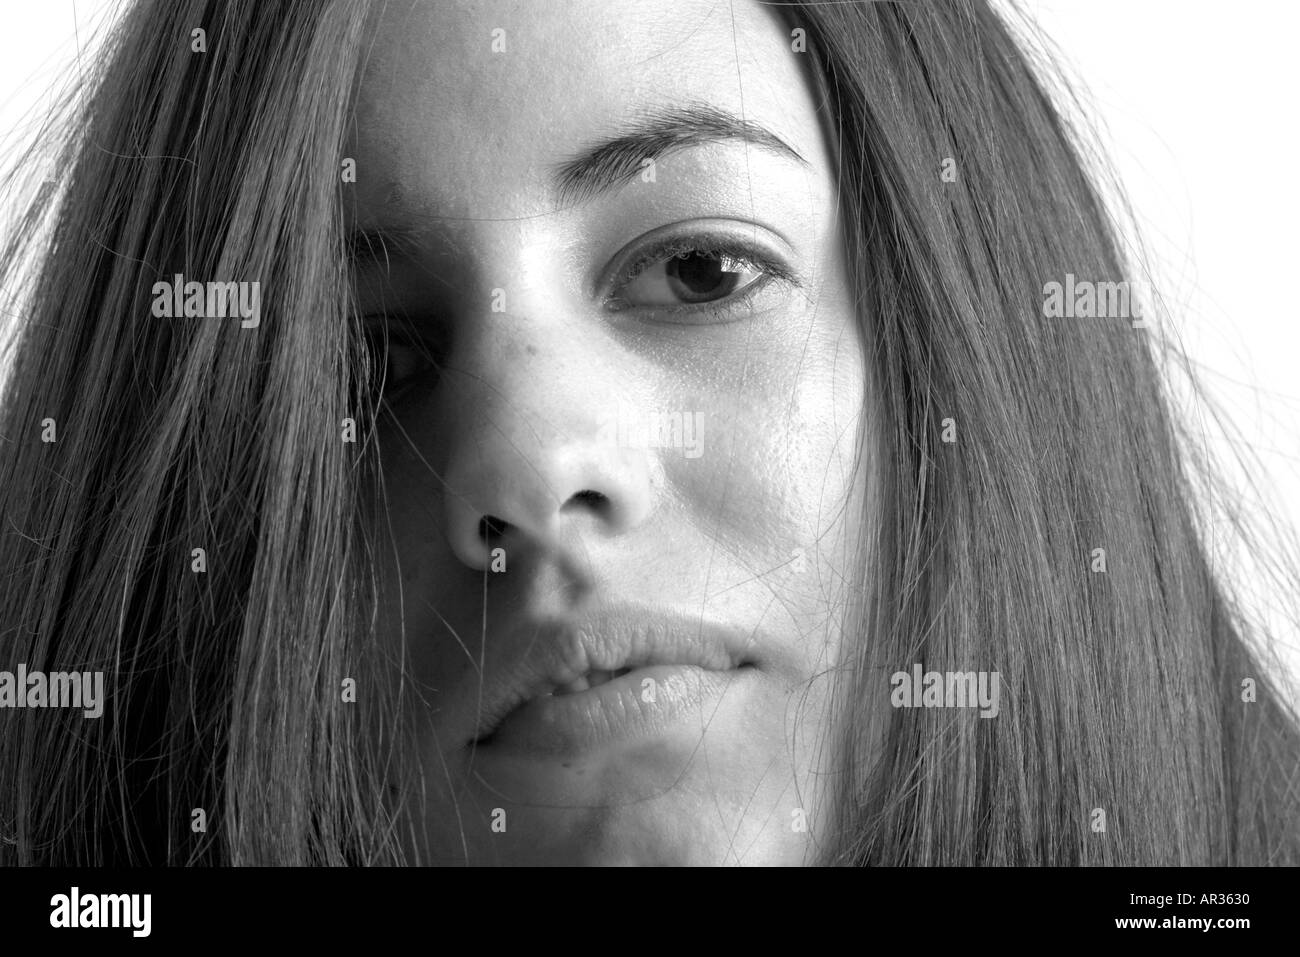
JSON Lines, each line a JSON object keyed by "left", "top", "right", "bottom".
{"left": 439, "top": 336, "right": 656, "bottom": 572}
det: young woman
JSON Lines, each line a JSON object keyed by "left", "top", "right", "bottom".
{"left": 1, "top": 0, "right": 1296, "bottom": 866}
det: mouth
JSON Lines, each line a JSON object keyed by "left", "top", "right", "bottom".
{"left": 468, "top": 608, "right": 759, "bottom": 757}
{"left": 549, "top": 667, "right": 633, "bottom": 695}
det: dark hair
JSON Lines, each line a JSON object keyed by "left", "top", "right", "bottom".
{"left": 0, "top": 0, "right": 1296, "bottom": 865}
{"left": 793, "top": 0, "right": 1300, "bottom": 865}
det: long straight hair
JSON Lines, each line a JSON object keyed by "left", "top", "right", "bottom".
{"left": 789, "top": 1, "right": 1300, "bottom": 864}
{"left": 0, "top": 0, "right": 382, "bottom": 865}
{"left": 0, "top": 0, "right": 1296, "bottom": 865}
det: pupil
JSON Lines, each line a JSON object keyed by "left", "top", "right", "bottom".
{"left": 667, "top": 252, "right": 740, "bottom": 301}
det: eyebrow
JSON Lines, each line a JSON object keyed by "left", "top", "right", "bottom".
{"left": 347, "top": 105, "right": 808, "bottom": 267}
{"left": 347, "top": 221, "right": 426, "bottom": 269}
{"left": 550, "top": 103, "right": 808, "bottom": 205}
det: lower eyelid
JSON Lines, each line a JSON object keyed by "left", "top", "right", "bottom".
{"left": 614, "top": 271, "right": 792, "bottom": 325}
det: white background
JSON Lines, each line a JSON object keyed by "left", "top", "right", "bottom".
{"left": 2, "top": 1, "right": 1297, "bottom": 693}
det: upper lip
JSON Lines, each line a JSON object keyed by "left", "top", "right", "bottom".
{"left": 467, "top": 605, "right": 759, "bottom": 744}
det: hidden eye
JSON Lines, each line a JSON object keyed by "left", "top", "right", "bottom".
{"left": 361, "top": 318, "right": 440, "bottom": 402}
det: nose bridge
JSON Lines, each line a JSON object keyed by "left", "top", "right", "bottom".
{"left": 439, "top": 308, "right": 655, "bottom": 571}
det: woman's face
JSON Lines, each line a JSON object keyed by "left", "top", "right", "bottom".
{"left": 350, "top": 0, "right": 871, "bottom": 865}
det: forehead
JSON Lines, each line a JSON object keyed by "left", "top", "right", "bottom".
{"left": 351, "top": 0, "right": 829, "bottom": 222}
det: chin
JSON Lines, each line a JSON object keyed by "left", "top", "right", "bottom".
{"left": 415, "top": 730, "right": 816, "bottom": 865}
{"left": 432, "top": 796, "right": 806, "bottom": 866}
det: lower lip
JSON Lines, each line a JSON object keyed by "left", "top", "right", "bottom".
{"left": 475, "top": 664, "right": 753, "bottom": 758}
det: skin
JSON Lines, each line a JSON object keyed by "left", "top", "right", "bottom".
{"left": 349, "top": 0, "right": 873, "bottom": 865}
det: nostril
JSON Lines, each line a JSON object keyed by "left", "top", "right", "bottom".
{"left": 478, "top": 515, "right": 510, "bottom": 542}
{"left": 565, "top": 489, "right": 608, "bottom": 512}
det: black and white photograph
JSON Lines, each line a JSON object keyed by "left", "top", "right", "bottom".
{"left": 0, "top": 0, "right": 1295, "bottom": 937}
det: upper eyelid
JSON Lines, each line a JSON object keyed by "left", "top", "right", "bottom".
{"left": 358, "top": 313, "right": 411, "bottom": 341}
{"left": 617, "top": 239, "right": 778, "bottom": 285}
{"left": 357, "top": 314, "right": 448, "bottom": 364}
{"left": 598, "top": 220, "right": 799, "bottom": 297}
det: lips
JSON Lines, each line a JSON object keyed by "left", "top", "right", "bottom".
{"left": 467, "top": 606, "right": 759, "bottom": 757}
{"left": 551, "top": 667, "right": 632, "bottom": 695}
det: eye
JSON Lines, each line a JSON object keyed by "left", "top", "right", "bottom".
{"left": 618, "top": 248, "right": 767, "bottom": 307}
{"left": 604, "top": 229, "right": 799, "bottom": 320}
{"left": 362, "top": 319, "right": 440, "bottom": 402}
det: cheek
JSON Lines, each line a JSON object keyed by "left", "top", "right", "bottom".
{"left": 373, "top": 423, "right": 448, "bottom": 584}
{"left": 653, "top": 304, "right": 868, "bottom": 707}
{"left": 667, "top": 306, "right": 867, "bottom": 582}
{"left": 365, "top": 418, "right": 476, "bottom": 686}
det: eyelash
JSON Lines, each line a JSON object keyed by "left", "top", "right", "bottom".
{"left": 604, "top": 233, "right": 800, "bottom": 320}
